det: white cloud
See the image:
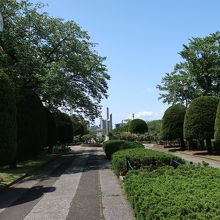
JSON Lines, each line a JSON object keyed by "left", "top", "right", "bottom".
{"left": 128, "top": 110, "right": 164, "bottom": 121}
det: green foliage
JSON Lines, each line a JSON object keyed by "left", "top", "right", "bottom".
{"left": 161, "top": 104, "right": 186, "bottom": 140}
{"left": 71, "top": 114, "right": 87, "bottom": 136}
{"left": 214, "top": 102, "right": 220, "bottom": 151}
{"left": 112, "top": 148, "right": 184, "bottom": 176}
{"left": 53, "top": 111, "right": 73, "bottom": 144}
{"left": 157, "top": 32, "right": 220, "bottom": 105}
{"left": 102, "top": 140, "right": 144, "bottom": 160}
{"left": 147, "top": 120, "right": 161, "bottom": 133}
{"left": 112, "top": 120, "right": 131, "bottom": 133}
{"left": 16, "top": 89, "right": 48, "bottom": 160}
{"left": 124, "top": 165, "right": 220, "bottom": 220}
{"left": 0, "top": 0, "right": 110, "bottom": 120}
{"left": 0, "top": 70, "right": 17, "bottom": 165}
{"left": 184, "top": 96, "right": 219, "bottom": 141}
{"left": 129, "top": 119, "right": 148, "bottom": 134}
{"left": 45, "top": 108, "right": 56, "bottom": 153}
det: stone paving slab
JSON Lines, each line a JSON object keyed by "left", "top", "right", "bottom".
{"left": 99, "top": 150, "right": 136, "bottom": 220}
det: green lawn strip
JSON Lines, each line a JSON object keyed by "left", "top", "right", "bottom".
{"left": 111, "top": 148, "right": 184, "bottom": 176}
{"left": 0, "top": 152, "right": 61, "bottom": 189}
{"left": 124, "top": 165, "right": 220, "bottom": 220}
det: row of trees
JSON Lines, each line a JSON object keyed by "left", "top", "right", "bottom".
{"left": 0, "top": 0, "right": 109, "bottom": 167}
{"left": 161, "top": 96, "right": 220, "bottom": 153}
{"left": 0, "top": 69, "right": 88, "bottom": 167}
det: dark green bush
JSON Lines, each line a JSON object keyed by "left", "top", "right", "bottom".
{"left": 45, "top": 108, "right": 56, "bottom": 153}
{"left": 0, "top": 70, "right": 17, "bottom": 166}
{"left": 129, "top": 119, "right": 148, "bottom": 134}
{"left": 16, "top": 89, "right": 48, "bottom": 160}
{"left": 161, "top": 104, "right": 186, "bottom": 148}
{"left": 124, "top": 165, "right": 220, "bottom": 220}
{"left": 53, "top": 111, "right": 73, "bottom": 144}
{"left": 112, "top": 148, "right": 184, "bottom": 176}
{"left": 184, "top": 96, "right": 219, "bottom": 152}
{"left": 103, "top": 140, "right": 144, "bottom": 160}
{"left": 214, "top": 102, "right": 220, "bottom": 151}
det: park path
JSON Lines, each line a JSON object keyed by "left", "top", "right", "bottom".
{"left": 0, "top": 146, "right": 135, "bottom": 220}
{"left": 144, "top": 143, "right": 220, "bottom": 168}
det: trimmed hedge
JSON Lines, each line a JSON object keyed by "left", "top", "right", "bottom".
{"left": 45, "top": 108, "right": 56, "bottom": 153}
{"left": 214, "top": 101, "right": 220, "bottom": 151}
{"left": 184, "top": 96, "right": 219, "bottom": 152}
{"left": 124, "top": 165, "right": 220, "bottom": 220}
{"left": 53, "top": 111, "right": 73, "bottom": 144}
{"left": 129, "top": 119, "right": 148, "bottom": 134}
{"left": 103, "top": 140, "right": 144, "bottom": 160}
{"left": 0, "top": 70, "right": 17, "bottom": 166}
{"left": 16, "top": 89, "right": 48, "bottom": 160}
{"left": 161, "top": 104, "right": 186, "bottom": 148}
{"left": 112, "top": 148, "right": 184, "bottom": 176}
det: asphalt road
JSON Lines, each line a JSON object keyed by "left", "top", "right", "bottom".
{"left": 0, "top": 146, "right": 135, "bottom": 220}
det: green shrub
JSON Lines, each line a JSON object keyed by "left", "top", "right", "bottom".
{"left": 124, "top": 165, "right": 220, "bottom": 220}
{"left": 129, "top": 119, "right": 148, "bottom": 134}
{"left": 184, "top": 96, "right": 219, "bottom": 152}
{"left": 112, "top": 148, "right": 184, "bottom": 176}
{"left": 16, "top": 89, "right": 48, "bottom": 160}
{"left": 53, "top": 111, "right": 73, "bottom": 144}
{"left": 103, "top": 140, "right": 144, "bottom": 160}
{"left": 0, "top": 70, "right": 17, "bottom": 166}
{"left": 161, "top": 104, "right": 186, "bottom": 148}
{"left": 45, "top": 108, "right": 56, "bottom": 153}
{"left": 214, "top": 102, "right": 220, "bottom": 151}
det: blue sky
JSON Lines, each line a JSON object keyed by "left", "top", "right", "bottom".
{"left": 31, "top": 0, "right": 220, "bottom": 126}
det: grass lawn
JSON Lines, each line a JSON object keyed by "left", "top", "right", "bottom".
{"left": 0, "top": 151, "right": 61, "bottom": 190}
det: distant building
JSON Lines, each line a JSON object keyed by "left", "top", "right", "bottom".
{"left": 99, "top": 107, "right": 113, "bottom": 135}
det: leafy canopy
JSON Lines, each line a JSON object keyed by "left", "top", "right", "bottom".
{"left": 0, "top": 0, "right": 110, "bottom": 120}
{"left": 157, "top": 32, "right": 220, "bottom": 105}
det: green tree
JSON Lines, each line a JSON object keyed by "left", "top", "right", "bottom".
{"left": 0, "top": 0, "right": 110, "bottom": 120}
{"left": 184, "top": 96, "right": 219, "bottom": 153}
{"left": 0, "top": 70, "right": 17, "bottom": 166}
{"left": 161, "top": 104, "right": 186, "bottom": 149}
{"left": 129, "top": 119, "right": 148, "bottom": 134}
{"left": 158, "top": 32, "right": 220, "bottom": 104}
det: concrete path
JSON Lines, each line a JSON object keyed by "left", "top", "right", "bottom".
{"left": 0, "top": 146, "right": 135, "bottom": 220}
{"left": 149, "top": 145, "right": 220, "bottom": 169}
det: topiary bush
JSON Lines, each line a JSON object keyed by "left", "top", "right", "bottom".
{"left": 129, "top": 119, "right": 148, "bottom": 134}
{"left": 16, "top": 89, "right": 48, "bottom": 161}
{"left": 161, "top": 104, "right": 186, "bottom": 149}
{"left": 112, "top": 148, "right": 184, "bottom": 176}
{"left": 0, "top": 70, "right": 17, "bottom": 166}
{"left": 103, "top": 140, "right": 144, "bottom": 160}
{"left": 53, "top": 111, "right": 73, "bottom": 144}
{"left": 184, "top": 96, "right": 219, "bottom": 152}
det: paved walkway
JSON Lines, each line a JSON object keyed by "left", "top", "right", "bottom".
{"left": 144, "top": 144, "right": 220, "bottom": 169}
{"left": 0, "top": 146, "right": 135, "bottom": 220}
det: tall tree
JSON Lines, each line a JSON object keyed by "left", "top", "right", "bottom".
{"left": 0, "top": 0, "right": 110, "bottom": 119}
{"left": 157, "top": 32, "right": 220, "bottom": 104}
